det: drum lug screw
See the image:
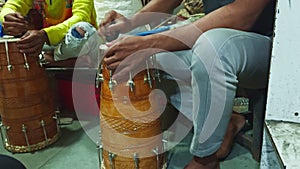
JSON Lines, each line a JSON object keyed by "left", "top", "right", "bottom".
{"left": 96, "top": 142, "right": 103, "bottom": 168}
{"left": 133, "top": 153, "right": 139, "bottom": 169}
{"left": 23, "top": 53, "right": 30, "bottom": 70}
{"left": 96, "top": 64, "right": 104, "bottom": 88}
{"left": 22, "top": 124, "right": 31, "bottom": 152}
{"left": 41, "top": 120, "right": 49, "bottom": 145}
{"left": 126, "top": 72, "right": 135, "bottom": 92}
{"left": 108, "top": 70, "right": 117, "bottom": 91}
{"left": 108, "top": 152, "right": 116, "bottom": 169}
{"left": 152, "top": 146, "right": 160, "bottom": 169}
{"left": 145, "top": 60, "right": 153, "bottom": 88}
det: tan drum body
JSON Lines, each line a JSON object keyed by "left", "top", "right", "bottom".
{"left": 100, "top": 66, "right": 165, "bottom": 169}
{"left": 0, "top": 38, "right": 59, "bottom": 153}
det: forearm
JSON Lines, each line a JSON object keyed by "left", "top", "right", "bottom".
{"left": 0, "top": 0, "right": 32, "bottom": 22}
{"left": 130, "top": 0, "right": 183, "bottom": 28}
{"left": 145, "top": 0, "right": 272, "bottom": 52}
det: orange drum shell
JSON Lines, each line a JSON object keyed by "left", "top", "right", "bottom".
{"left": 102, "top": 149, "right": 165, "bottom": 169}
{"left": 100, "top": 65, "right": 165, "bottom": 169}
{"left": 101, "top": 65, "right": 155, "bottom": 100}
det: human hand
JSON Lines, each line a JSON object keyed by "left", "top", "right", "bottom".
{"left": 98, "top": 10, "right": 134, "bottom": 42}
{"left": 3, "top": 12, "right": 29, "bottom": 36}
{"left": 17, "top": 30, "right": 49, "bottom": 57}
{"left": 103, "top": 35, "right": 160, "bottom": 82}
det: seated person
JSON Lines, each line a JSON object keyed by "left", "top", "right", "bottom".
{"left": 0, "top": 0, "right": 100, "bottom": 63}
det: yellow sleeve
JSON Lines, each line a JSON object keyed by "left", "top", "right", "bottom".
{"left": 0, "top": 0, "right": 33, "bottom": 22}
{"left": 43, "top": 0, "right": 97, "bottom": 45}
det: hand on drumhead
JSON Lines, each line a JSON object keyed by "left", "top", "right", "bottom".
{"left": 104, "top": 35, "right": 159, "bottom": 82}
{"left": 17, "top": 30, "right": 49, "bottom": 57}
{"left": 3, "top": 12, "right": 29, "bottom": 37}
{"left": 98, "top": 10, "right": 134, "bottom": 42}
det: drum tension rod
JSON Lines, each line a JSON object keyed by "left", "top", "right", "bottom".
{"left": 108, "top": 70, "right": 117, "bottom": 91}
{"left": 41, "top": 120, "right": 49, "bottom": 145}
{"left": 96, "top": 142, "right": 103, "bottom": 168}
{"left": 23, "top": 53, "right": 30, "bottom": 70}
{"left": 144, "top": 60, "right": 153, "bottom": 88}
{"left": 126, "top": 72, "right": 135, "bottom": 92}
{"left": 152, "top": 146, "right": 160, "bottom": 169}
{"left": 152, "top": 55, "right": 161, "bottom": 83}
{"left": 0, "top": 123, "right": 7, "bottom": 148}
{"left": 4, "top": 41, "right": 13, "bottom": 72}
{"left": 22, "top": 124, "right": 31, "bottom": 152}
{"left": 133, "top": 152, "right": 139, "bottom": 169}
{"left": 108, "top": 152, "right": 116, "bottom": 169}
{"left": 96, "top": 64, "right": 104, "bottom": 88}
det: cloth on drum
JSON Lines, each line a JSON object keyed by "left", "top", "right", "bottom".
{"left": 50, "top": 22, "right": 104, "bottom": 62}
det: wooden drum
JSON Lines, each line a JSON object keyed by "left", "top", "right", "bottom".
{"left": 99, "top": 62, "right": 166, "bottom": 169}
{"left": 0, "top": 37, "right": 60, "bottom": 153}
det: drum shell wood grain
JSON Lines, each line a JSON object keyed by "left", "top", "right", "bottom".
{"left": 0, "top": 39, "right": 58, "bottom": 152}
{"left": 100, "top": 65, "right": 165, "bottom": 168}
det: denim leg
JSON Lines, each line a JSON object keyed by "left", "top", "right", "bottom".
{"left": 54, "top": 22, "right": 104, "bottom": 61}
{"left": 190, "top": 28, "right": 272, "bottom": 157}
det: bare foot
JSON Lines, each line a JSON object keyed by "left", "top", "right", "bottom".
{"left": 184, "top": 154, "right": 220, "bottom": 169}
{"left": 216, "top": 112, "right": 246, "bottom": 159}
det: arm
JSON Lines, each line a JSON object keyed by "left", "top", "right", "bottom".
{"left": 0, "top": 0, "right": 32, "bottom": 22}
{"left": 98, "top": 0, "right": 183, "bottom": 40}
{"left": 43, "top": 0, "right": 96, "bottom": 45}
{"left": 146, "top": 0, "right": 273, "bottom": 51}
{"left": 103, "top": 0, "right": 273, "bottom": 79}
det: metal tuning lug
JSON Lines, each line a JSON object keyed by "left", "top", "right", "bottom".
{"left": 145, "top": 60, "right": 152, "bottom": 88}
{"left": 22, "top": 124, "right": 31, "bottom": 152}
{"left": 152, "top": 55, "right": 161, "bottom": 83}
{"left": 133, "top": 153, "right": 139, "bottom": 169}
{"left": 126, "top": 72, "right": 135, "bottom": 92}
{"left": 96, "top": 142, "right": 103, "bottom": 168}
{"left": 95, "top": 64, "right": 104, "bottom": 88}
{"left": 108, "top": 70, "right": 117, "bottom": 91}
{"left": 108, "top": 152, "right": 116, "bottom": 169}
{"left": 0, "top": 123, "right": 6, "bottom": 148}
{"left": 152, "top": 146, "right": 160, "bottom": 169}
{"left": 4, "top": 41, "right": 13, "bottom": 72}
{"left": 41, "top": 120, "right": 49, "bottom": 145}
{"left": 23, "top": 53, "right": 30, "bottom": 70}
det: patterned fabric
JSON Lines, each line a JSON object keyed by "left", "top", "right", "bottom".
{"left": 33, "top": 0, "right": 72, "bottom": 28}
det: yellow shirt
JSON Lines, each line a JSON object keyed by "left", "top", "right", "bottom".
{"left": 0, "top": 0, "right": 97, "bottom": 45}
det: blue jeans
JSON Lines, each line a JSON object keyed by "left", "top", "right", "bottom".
{"left": 156, "top": 28, "right": 272, "bottom": 157}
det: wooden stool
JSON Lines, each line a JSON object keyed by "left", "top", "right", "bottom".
{"left": 235, "top": 88, "right": 267, "bottom": 162}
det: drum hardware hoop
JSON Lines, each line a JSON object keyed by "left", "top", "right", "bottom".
{"left": 40, "top": 120, "right": 49, "bottom": 145}
{"left": 22, "top": 124, "right": 31, "bottom": 152}
{"left": 4, "top": 41, "right": 14, "bottom": 72}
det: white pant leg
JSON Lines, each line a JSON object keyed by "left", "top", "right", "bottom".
{"left": 190, "top": 28, "right": 272, "bottom": 157}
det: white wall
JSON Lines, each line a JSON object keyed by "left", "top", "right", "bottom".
{"left": 266, "top": 0, "right": 300, "bottom": 123}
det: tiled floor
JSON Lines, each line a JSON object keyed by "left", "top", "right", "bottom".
{"left": 0, "top": 116, "right": 260, "bottom": 169}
